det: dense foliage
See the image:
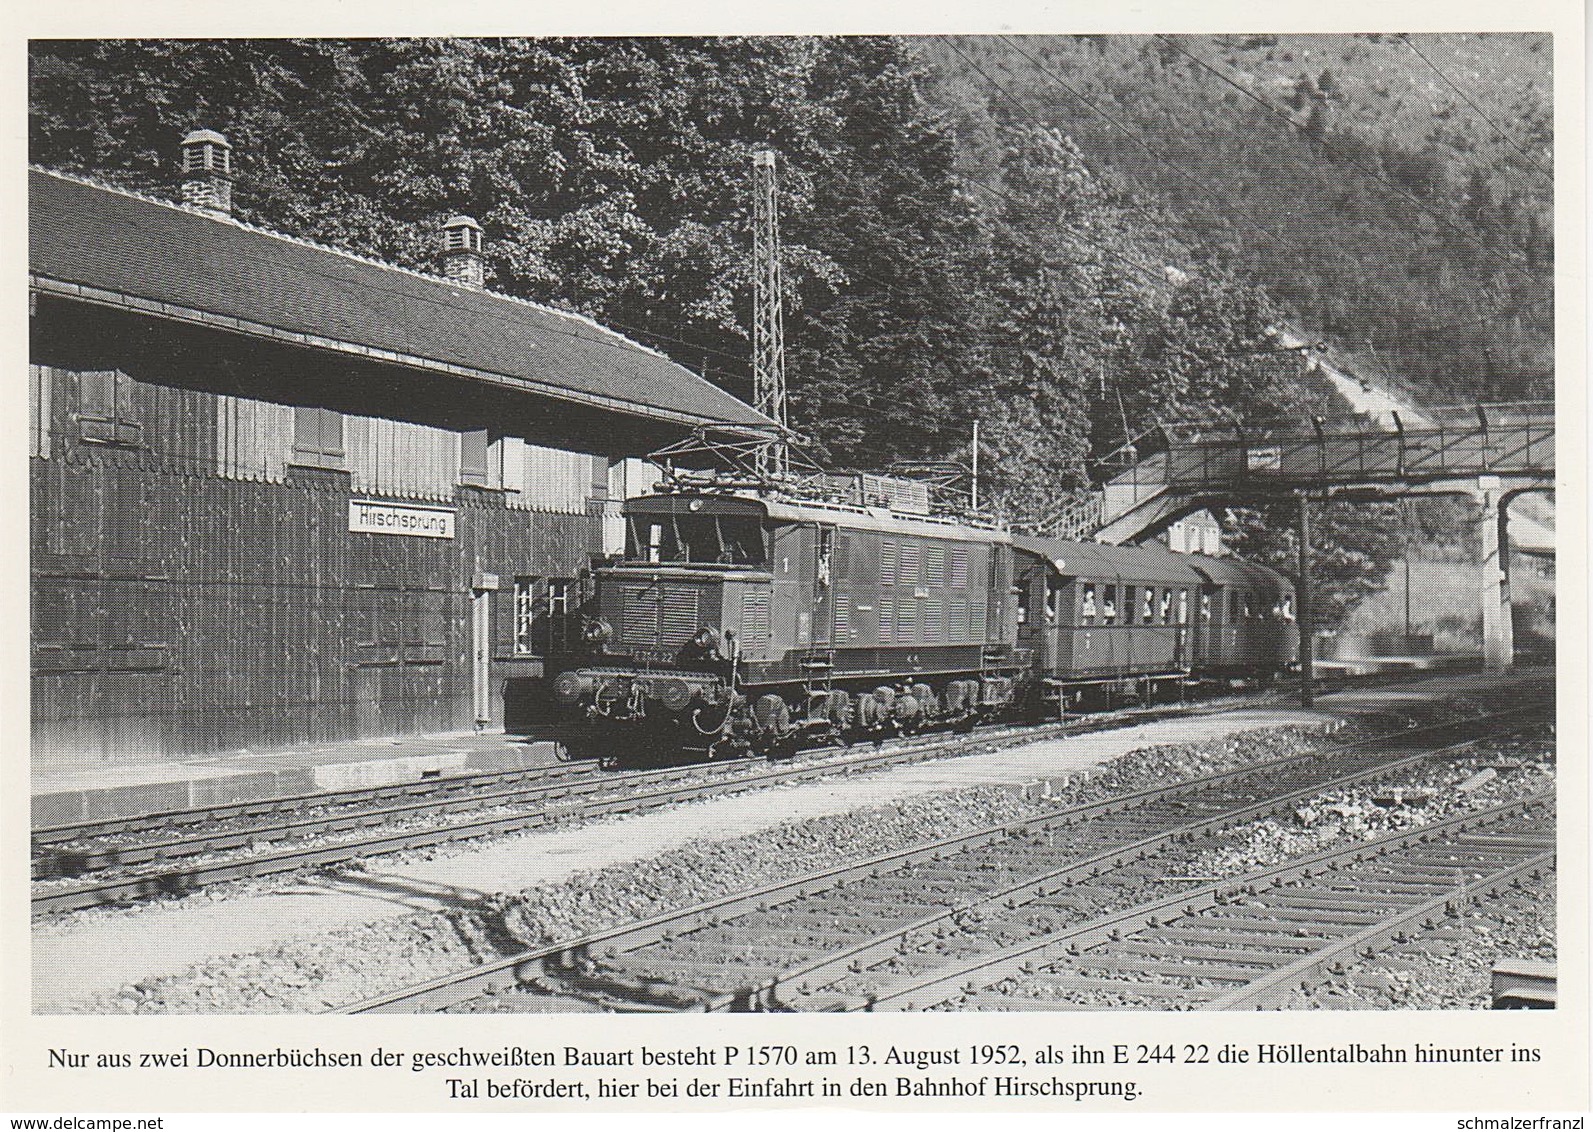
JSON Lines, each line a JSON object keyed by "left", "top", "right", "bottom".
{"left": 34, "top": 35, "right": 1541, "bottom": 626}
{"left": 921, "top": 34, "right": 1553, "bottom": 405}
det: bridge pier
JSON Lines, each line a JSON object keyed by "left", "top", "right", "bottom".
{"left": 1478, "top": 479, "right": 1514, "bottom": 672}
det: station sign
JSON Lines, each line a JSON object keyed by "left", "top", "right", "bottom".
{"left": 348, "top": 500, "right": 456, "bottom": 539}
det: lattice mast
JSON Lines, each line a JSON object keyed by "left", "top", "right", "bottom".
{"left": 752, "top": 150, "right": 789, "bottom": 477}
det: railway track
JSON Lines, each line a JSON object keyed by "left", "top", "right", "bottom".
{"left": 854, "top": 792, "right": 1553, "bottom": 1012}
{"left": 32, "top": 686, "right": 1318, "bottom": 916}
{"left": 335, "top": 701, "right": 1550, "bottom": 1014}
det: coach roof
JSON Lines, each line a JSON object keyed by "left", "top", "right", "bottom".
{"left": 28, "top": 167, "right": 772, "bottom": 432}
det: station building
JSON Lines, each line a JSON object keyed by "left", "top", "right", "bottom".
{"left": 29, "top": 131, "right": 770, "bottom": 769}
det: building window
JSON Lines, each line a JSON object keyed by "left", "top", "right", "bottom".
{"left": 513, "top": 577, "right": 538, "bottom": 656}
{"left": 77, "top": 369, "right": 141, "bottom": 447}
{"left": 459, "top": 429, "right": 490, "bottom": 487}
{"left": 292, "top": 406, "right": 345, "bottom": 470}
{"left": 513, "top": 577, "right": 575, "bottom": 657}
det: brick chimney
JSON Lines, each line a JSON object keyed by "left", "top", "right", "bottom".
{"left": 441, "top": 215, "right": 485, "bottom": 290}
{"left": 180, "top": 128, "right": 234, "bottom": 217}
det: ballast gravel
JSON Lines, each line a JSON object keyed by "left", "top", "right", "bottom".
{"left": 49, "top": 693, "right": 1521, "bottom": 1015}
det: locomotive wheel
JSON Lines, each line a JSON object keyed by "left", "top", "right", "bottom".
{"left": 854, "top": 692, "right": 882, "bottom": 732}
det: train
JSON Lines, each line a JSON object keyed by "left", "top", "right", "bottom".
{"left": 550, "top": 475, "right": 1297, "bottom": 760}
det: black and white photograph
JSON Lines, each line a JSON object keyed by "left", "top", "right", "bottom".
{"left": 23, "top": 30, "right": 1562, "bottom": 1019}
{"left": 7, "top": 15, "right": 1584, "bottom": 1121}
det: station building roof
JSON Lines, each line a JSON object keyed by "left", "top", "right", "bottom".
{"left": 28, "top": 167, "right": 773, "bottom": 433}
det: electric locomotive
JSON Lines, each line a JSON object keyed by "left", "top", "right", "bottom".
{"left": 551, "top": 482, "right": 1031, "bottom": 758}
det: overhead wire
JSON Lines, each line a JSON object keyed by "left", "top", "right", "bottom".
{"left": 1152, "top": 33, "right": 1544, "bottom": 287}
{"left": 1396, "top": 33, "right": 1553, "bottom": 181}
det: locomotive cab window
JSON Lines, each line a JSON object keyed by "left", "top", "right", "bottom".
{"left": 625, "top": 513, "right": 766, "bottom": 566}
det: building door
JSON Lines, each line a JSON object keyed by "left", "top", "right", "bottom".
{"left": 471, "top": 575, "right": 496, "bottom": 730}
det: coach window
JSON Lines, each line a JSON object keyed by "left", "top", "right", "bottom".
{"left": 1081, "top": 584, "right": 1097, "bottom": 624}
{"left": 1281, "top": 595, "right": 1295, "bottom": 622}
{"left": 1045, "top": 575, "right": 1061, "bottom": 624}
{"left": 1159, "top": 588, "right": 1173, "bottom": 623}
{"left": 1142, "top": 588, "right": 1156, "bottom": 624}
{"left": 1200, "top": 592, "right": 1211, "bottom": 622}
{"left": 1178, "top": 589, "right": 1189, "bottom": 625}
{"left": 1103, "top": 585, "right": 1117, "bottom": 625}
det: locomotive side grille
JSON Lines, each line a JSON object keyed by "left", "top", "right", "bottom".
{"left": 880, "top": 540, "right": 897, "bottom": 586}
{"left": 897, "top": 598, "right": 916, "bottom": 640}
{"left": 834, "top": 595, "right": 850, "bottom": 639}
{"left": 970, "top": 601, "right": 987, "bottom": 639}
{"left": 621, "top": 585, "right": 660, "bottom": 645}
{"left": 740, "top": 589, "right": 771, "bottom": 647}
{"left": 949, "top": 598, "right": 968, "bottom": 640}
{"left": 949, "top": 546, "right": 969, "bottom": 588}
{"left": 924, "top": 598, "right": 943, "bottom": 641}
{"left": 926, "top": 545, "right": 946, "bottom": 587}
{"left": 879, "top": 594, "right": 894, "bottom": 643}
{"left": 659, "top": 586, "right": 700, "bottom": 649}
{"left": 897, "top": 543, "right": 920, "bottom": 587}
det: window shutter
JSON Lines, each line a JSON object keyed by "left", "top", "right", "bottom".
{"left": 317, "top": 409, "right": 344, "bottom": 459}
{"left": 112, "top": 371, "right": 141, "bottom": 445}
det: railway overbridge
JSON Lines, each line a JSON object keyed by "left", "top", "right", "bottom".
{"left": 1043, "top": 402, "right": 1555, "bottom": 675}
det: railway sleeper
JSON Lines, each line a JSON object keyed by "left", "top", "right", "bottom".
{"left": 1198, "top": 905, "right": 1388, "bottom": 927}
{"left": 1138, "top": 925, "right": 1340, "bottom": 947}
{"left": 1249, "top": 892, "right": 1417, "bottom": 914}
{"left": 1071, "top": 955, "right": 1268, "bottom": 983}
{"left": 1017, "top": 973, "right": 1215, "bottom": 1002}
{"left": 1110, "top": 940, "right": 1314, "bottom": 965}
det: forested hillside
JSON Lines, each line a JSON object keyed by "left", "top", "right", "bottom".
{"left": 922, "top": 34, "right": 1553, "bottom": 406}
{"left": 31, "top": 35, "right": 1548, "bottom": 627}
{"left": 29, "top": 38, "right": 1324, "bottom": 507}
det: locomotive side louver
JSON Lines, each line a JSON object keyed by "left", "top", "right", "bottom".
{"left": 660, "top": 587, "right": 700, "bottom": 649}
{"left": 622, "top": 585, "right": 660, "bottom": 644}
{"left": 740, "top": 589, "right": 771, "bottom": 648}
{"left": 949, "top": 546, "right": 970, "bottom": 588}
{"left": 622, "top": 583, "right": 701, "bottom": 650}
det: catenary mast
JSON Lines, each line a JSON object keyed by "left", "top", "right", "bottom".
{"left": 752, "top": 149, "right": 789, "bottom": 478}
